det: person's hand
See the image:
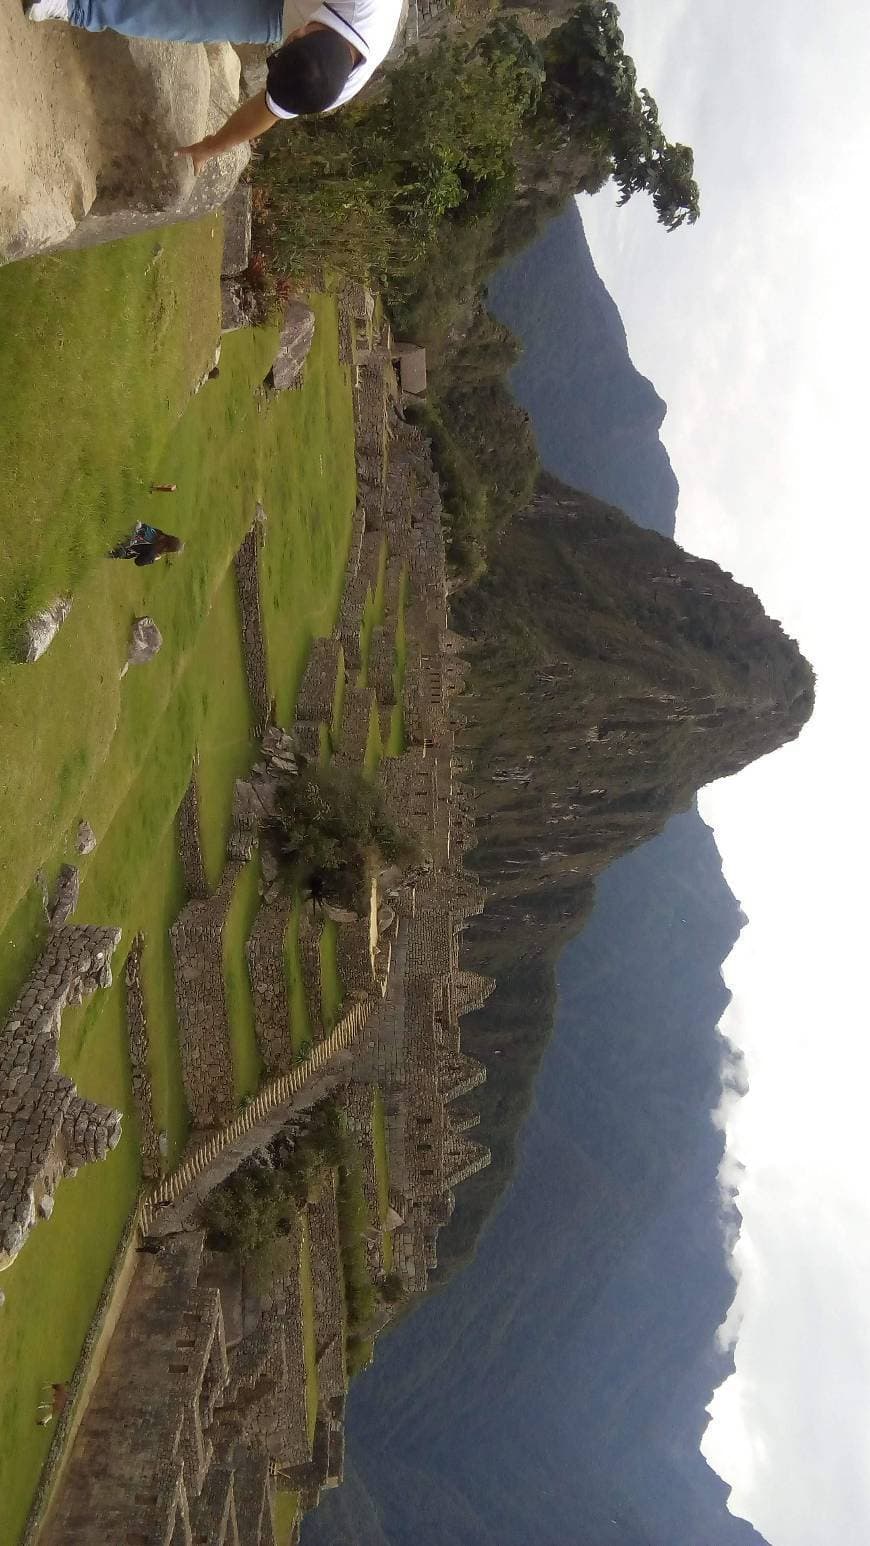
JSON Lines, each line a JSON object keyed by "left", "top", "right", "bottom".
{"left": 175, "top": 137, "right": 217, "bottom": 176}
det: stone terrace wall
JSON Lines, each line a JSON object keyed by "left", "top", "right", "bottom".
{"left": 295, "top": 637, "right": 343, "bottom": 725}
{"left": 40, "top": 1235, "right": 228, "bottom": 1546}
{"left": 1, "top": 925, "right": 123, "bottom": 1268}
{"left": 124, "top": 933, "right": 163, "bottom": 1180}
{"left": 224, "top": 1220, "right": 311, "bottom": 1469}
{"left": 332, "top": 685, "right": 374, "bottom": 765}
{"left": 307, "top": 1172, "right": 346, "bottom": 1409}
{"left": 336, "top": 916, "right": 374, "bottom": 999}
{"left": 344, "top": 1084, "right": 383, "bottom": 1278}
{"left": 246, "top": 891, "right": 296, "bottom": 1075}
{"left": 177, "top": 774, "right": 209, "bottom": 899}
{"left": 368, "top": 626, "right": 395, "bottom": 704}
{"left": 235, "top": 522, "right": 271, "bottom": 732}
{"left": 298, "top": 915, "right": 325, "bottom": 1044}
{"left": 170, "top": 861, "right": 245, "bottom": 1127}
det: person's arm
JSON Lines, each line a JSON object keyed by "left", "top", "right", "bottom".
{"left": 176, "top": 92, "right": 280, "bottom": 176}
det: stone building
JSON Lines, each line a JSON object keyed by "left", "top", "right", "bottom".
{"left": 0, "top": 925, "right": 123, "bottom": 1270}
{"left": 41, "top": 1233, "right": 279, "bottom": 1546}
{"left": 38, "top": 299, "right": 491, "bottom": 1543}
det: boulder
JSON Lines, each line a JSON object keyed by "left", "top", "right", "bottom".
{"left": 221, "top": 278, "right": 259, "bottom": 333}
{"left": 16, "top": 596, "right": 73, "bottom": 664}
{"left": 1, "top": 24, "right": 249, "bottom": 265}
{"left": 266, "top": 302, "right": 316, "bottom": 391}
{"left": 48, "top": 865, "right": 80, "bottom": 928}
{"left": 75, "top": 820, "right": 97, "bottom": 856}
{"left": 126, "top": 616, "right": 163, "bottom": 668}
{"left": 221, "top": 183, "right": 253, "bottom": 277}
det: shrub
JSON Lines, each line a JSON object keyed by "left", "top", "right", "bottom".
{"left": 380, "top": 1271, "right": 405, "bottom": 1304}
{"left": 203, "top": 1165, "right": 296, "bottom": 1260}
{"left": 266, "top": 763, "right": 420, "bottom": 910}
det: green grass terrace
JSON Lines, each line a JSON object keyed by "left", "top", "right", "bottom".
{"left": 0, "top": 218, "right": 356, "bottom": 1544}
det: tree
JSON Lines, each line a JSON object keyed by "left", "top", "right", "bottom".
{"left": 540, "top": 1, "right": 700, "bottom": 230}
{"left": 265, "top": 763, "right": 420, "bottom": 911}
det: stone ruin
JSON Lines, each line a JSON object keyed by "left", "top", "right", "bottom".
{"left": 0, "top": 925, "right": 123, "bottom": 1270}
{"left": 36, "top": 292, "right": 493, "bottom": 1541}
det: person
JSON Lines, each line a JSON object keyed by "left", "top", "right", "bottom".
{"left": 109, "top": 523, "right": 185, "bottom": 566}
{"left": 23, "top": 0, "right": 404, "bottom": 173}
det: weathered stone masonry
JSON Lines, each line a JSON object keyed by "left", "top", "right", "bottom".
{"left": 1, "top": 925, "right": 123, "bottom": 1270}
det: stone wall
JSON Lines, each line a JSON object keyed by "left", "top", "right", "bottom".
{"left": 124, "top": 933, "right": 163, "bottom": 1180}
{"left": 344, "top": 1084, "right": 384, "bottom": 1278}
{"left": 1, "top": 925, "right": 123, "bottom": 1269}
{"left": 170, "top": 862, "right": 244, "bottom": 1128}
{"left": 298, "top": 915, "right": 325, "bottom": 1044}
{"left": 224, "top": 1219, "right": 311, "bottom": 1470}
{"left": 235, "top": 520, "right": 271, "bottom": 731}
{"left": 177, "top": 774, "right": 209, "bottom": 898}
{"left": 295, "top": 637, "right": 343, "bottom": 725}
{"left": 37, "top": 303, "right": 497, "bottom": 1543}
{"left": 246, "top": 891, "right": 296, "bottom": 1075}
{"left": 307, "top": 1172, "right": 347, "bottom": 1409}
{"left": 40, "top": 1232, "right": 278, "bottom": 1546}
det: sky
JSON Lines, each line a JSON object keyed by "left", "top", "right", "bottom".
{"left": 579, "top": 4, "right": 870, "bottom": 1543}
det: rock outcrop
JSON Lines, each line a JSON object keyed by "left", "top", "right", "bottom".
{"left": 266, "top": 301, "right": 317, "bottom": 392}
{"left": 0, "top": 15, "right": 249, "bottom": 265}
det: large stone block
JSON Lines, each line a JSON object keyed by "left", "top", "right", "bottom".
{"left": 221, "top": 183, "right": 252, "bottom": 277}
{"left": 1, "top": 26, "right": 249, "bottom": 264}
{"left": 267, "top": 301, "right": 317, "bottom": 391}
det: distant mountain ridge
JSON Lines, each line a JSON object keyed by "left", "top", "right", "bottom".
{"left": 487, "top": 198, "right": 680, "bottom": 537}
{"left": 303, "top": 203, "right": 801, "bottom": 1546}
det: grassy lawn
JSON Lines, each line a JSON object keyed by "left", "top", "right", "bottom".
{"left": 193, "top": 570, "right": 259, "bottom": 888}
{"left": 257, "top": 295, "right": 357, "bottom": 726}
{"left": 273, "top": 1489, "right": 300, "bottom": 1544}
{"left": 372, "top": 1087, "right": 394, "bottom": 1271}
{"left": 364, "top": 696, "right": 384, "bottom": 774}
{"left": 0, "top": 221, "right": 356, "bottom": 1545}
{"left": 299, "top": 1214, "right": 319, "bottom": 1444}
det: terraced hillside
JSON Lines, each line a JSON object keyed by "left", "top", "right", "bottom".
{"left": 0, "top": 218, "right": 357, "bottom": 1544}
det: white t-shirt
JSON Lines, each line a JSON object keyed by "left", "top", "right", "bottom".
{"left": 267, "top": 0, "right": 404, "bottom": 118}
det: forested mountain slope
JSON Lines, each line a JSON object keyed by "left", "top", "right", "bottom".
{"left": 488, "top": 199, "right": 680, "bottom": 535}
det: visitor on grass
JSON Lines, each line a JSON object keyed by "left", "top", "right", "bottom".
{"left": 23, "top": 0, "right": 403, "bottom": 174}
{"left": 109, "top": 523, "right": 185, "bottom": 566}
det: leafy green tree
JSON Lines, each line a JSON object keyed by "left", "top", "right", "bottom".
{"left": 265, "top": 763, "right": 419, "bottom": 911}
{"left": 541, "top": 1, "right": 700, "bottom": 230}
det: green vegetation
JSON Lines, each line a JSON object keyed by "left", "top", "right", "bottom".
{"left": 273, "top": 1488, "right": 301, "bottom": 1544}
{"left": 205, "top": 1165, "right": 298, "bottom": 1259}
{"left": 251, "top": 1, "right": 699, "bottom": 571}
{"left": 0, "top": 221, "right": 356, "bottom": 1543}
{"left": 336, "top": 1143, "right": 381, "bottom": 1377}
{"left": 266, "top": 761, "right": 418, "bottom": 911}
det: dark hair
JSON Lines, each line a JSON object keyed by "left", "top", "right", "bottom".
{"left": 266, "top": 29, "right": 354, "bottom": 116}
{"left": 152, "top": 532, "right": 185, "bottom": 557}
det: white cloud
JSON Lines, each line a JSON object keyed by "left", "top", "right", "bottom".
{"left": 580, "top": 3, "right": 870, "bottom": 1542}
